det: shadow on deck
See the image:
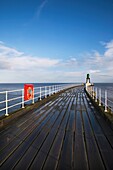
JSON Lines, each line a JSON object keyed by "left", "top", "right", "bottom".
{"left": 0, "top": 87, "right": 113, "bottom": 170}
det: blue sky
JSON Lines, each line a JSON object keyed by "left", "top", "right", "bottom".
{"left": 0, "top": 0, "right": 113, "bottom": 83}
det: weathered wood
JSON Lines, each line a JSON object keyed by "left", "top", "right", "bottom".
{"left": 74, "top": 134, "right": 88, "bottom": 170}
{"left": 57, "top": 131, "right": 73, "bottom": 169}
{"left": 0, "top": 87, "right": 113, "bottom": 170}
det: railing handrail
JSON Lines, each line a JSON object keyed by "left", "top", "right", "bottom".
{"left": 0, "top": 83, "right": 81, "bottom": 116}
{"left": 86, "top": 85, "right": 113, "bottom": 113}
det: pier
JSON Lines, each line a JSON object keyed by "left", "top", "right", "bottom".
{"left": 0, "top": 86, "right": 113, "bottom": 170}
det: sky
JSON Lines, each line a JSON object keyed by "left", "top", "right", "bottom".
{"left": 0, "top": 0, "right": 113, "bottom": 83}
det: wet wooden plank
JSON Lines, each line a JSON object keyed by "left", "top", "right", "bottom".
{"left": 0, "top": 102, "right": 56, "bottom": 151}
{"left": 75, "top": 111, "right": 83, "bottom": 135}
{"left": 82, "top": 111, "right": 93, "bottom": 137}
{"left": 1, "top": 87, "right": 113, "bottom": 170}
{"left": 29, "top": 151, "right": 46, "bottom": 169}
{"left": 96, "top": 135, "right": 113, "bottom": 170}
{"left": 57, "top": 131, "right": 73, "bottom": 169}
{"left": 85, "top": 136, "right": 105, "bottom": 170}
{"left": 43, "top": 156, "right": 58, "bottom": 170}
{"left": 0, "top": 104, "right": 59, "bottom": 167}
{"left": 66, "top": 110, "right": 75, "bottom": 132}
{"left": 49, "top": 130, "right": 65, "bottom": 160}
{"left": 74, "top": 134, "right": 88, "bottom": 170}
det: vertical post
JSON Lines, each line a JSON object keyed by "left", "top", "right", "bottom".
{"left": 45, "top": 86, "right": 47, "bottom": 98}
{"left": 52, "top": 85, "right": 54, "bottom": 94}
{"left": 93, "top": 86, "right": 94, "bottom": 99}
{"left": 40, "top": 87, "right": 42, "bottom": 100}
{"left": 49, "top": 86, "right": 51, "bottom": 96}
{"left": 99, "top": 88, "right": 101, "bottom": 106}
{"left": 22, "top": 89, "right": 25, "bottom": 108}
{"left": 105, "top": 90, "right": 107, "bottom": 112}
{"left": 95, "top": 87, "right": 97, "bottom": 102}
{"left": 32, "top": 88, "right": 34, "bottom": 104}
{"left": 55, "top": 85, "right": 56, "bottom": 93}
{"left": 5, "top": 91, "right": 9, "bottom": 116}
{"left": 54, "top": 85, "right": 55, "bottom": 94}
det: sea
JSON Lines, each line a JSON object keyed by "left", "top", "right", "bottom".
{"left": 0, "top": 83, "right": 113, "bottom": 116}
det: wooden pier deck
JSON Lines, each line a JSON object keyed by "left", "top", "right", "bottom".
{"left": 0, "top": 87, "right": 113, "bottom": 170}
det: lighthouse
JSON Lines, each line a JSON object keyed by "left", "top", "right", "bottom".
{"left": 85, "top": 74, "right": 92, "bottom": 90}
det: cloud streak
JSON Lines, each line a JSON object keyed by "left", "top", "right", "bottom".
{"left": 36, "top": 0, "right": 48, "bottom": 18}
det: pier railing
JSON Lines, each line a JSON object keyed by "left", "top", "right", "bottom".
{"left": 0, "top": 84, "right": 79, "bottom": 117}
{"left": 86, "top": 86, "right": 113, "bottom": 114}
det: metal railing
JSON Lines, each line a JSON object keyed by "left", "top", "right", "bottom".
{"left": 0, "top": 84, "right": 80, "bottom": 117}
{"left": 86, "top": 86, "right": 113, "bottom": 113}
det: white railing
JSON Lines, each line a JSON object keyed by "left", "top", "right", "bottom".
{"left": 86, "top": 86, "right": 113, "bottom": 113}
{"left": 0, "top": 84, "right": 80, "bottom": 117}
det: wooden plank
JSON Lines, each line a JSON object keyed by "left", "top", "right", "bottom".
{"left": 0, "top": 102, "right": 56, "bottom": 151}
{"left": 75, "top": 111, "right": 83, "bottom": 135}
{"left": 57, "top": 131, "right": 73, "bottom": 169}
{"left": 0, "top": 102, "right": 59, "bottom": 167}
{"left": 66, "top": 110, "right": 75, "bottom": 132}
{"left": 29, "top": 151, "right": 46, "bottom": 169}
{"left": 49, "top": 130, "right": 65, "bottom": 160}
{"left": 43, "top": 156, "right": 58, "bottom": 170}
{"left": 82, "top": 111, "right": 93, "bottom": 137}
{"left": 96, "top": 135, "right": 113, "bottom": 170}
{"left": 85, "top": 136, "right": 105, "bottom": 170}
{"left": 74, "top": 134, "right": 88, "bottom": 170}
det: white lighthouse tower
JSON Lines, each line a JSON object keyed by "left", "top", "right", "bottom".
{"left": 85, "top": 74, "right": 92, "bottom": 90}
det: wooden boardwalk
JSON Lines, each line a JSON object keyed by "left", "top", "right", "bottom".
{"left": 0, "top": 87, "right": 113, "bottom": 170}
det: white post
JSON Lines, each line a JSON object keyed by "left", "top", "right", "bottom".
{"left": 95, "top": 87, "right": 97, "bottom": 102}
{"left": 99, "top": 88, "right": 101, "bottom": 106}
{"left": 32, "top": 88, "right": 34, "bottom": 104}
{"left": 45, "top": 86, "right": 47, "bottom": 98}
{"left": 40, "top": 87, "right": 42, "bottom": 100}
{"left": 5, "top": 91, "right": 9, "bottom": 116}
{"left": 49, "top": 86, "right": 51, "bottom": 96}
{"left": 59, "top": 85, "right": 60, "bottom": 92}
{"left": 22, "top": 89, "right": 25, "bottom": 108}
{"left": 55, "top": 85, "right": 56, "bottom": 93}
{"left": 52, "top": 86, "right": 53, "bottom": 94}
{"left": 105, "top": 90, "right": 107, "bottom": 112}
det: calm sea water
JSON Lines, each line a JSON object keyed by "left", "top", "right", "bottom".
{"left": 0, "top": 83, "right": 66, "bottom": 91}
{"left": 95, "top": 83, "right": 113, "bottom": 92}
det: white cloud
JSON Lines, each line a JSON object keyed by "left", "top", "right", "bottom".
{"left": 0, "top": 43, "right": 59, "bottom": 70}
{"left": 0, "top": 40, "right": 113, "bottom": 83}
{"left": 82, "top": 40, "right": 113, "bottom": 82}
{"left": 89, "top": 70, "right": 100, "bottom": 74}
{"left": 104, "top": 40, "right": 113, "bottom": 58}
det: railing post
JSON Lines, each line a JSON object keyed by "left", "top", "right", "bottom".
{"left": 52, "top": 85, "right": 54, "bottom": 94}
{"left": 55, "top": 85, "right": 56, "bottom": 93}
{"left": 40, "top": 87, "right": 42, "bottom": 100}
{"left": 95, "top": 87, "right": 97, "bottom": 102}
{"left": 99, "top": 88, "right": 101, "bottom": 106}
{"left": 49, "top": 86, "right": 50, "bottom": 96}
{"left": 5, "top": 91, "right": 9, "bottom": 116}
{"left": 92, "top": 86, "right": 94, "bottom": 99}
{"left": 45, "top": 86, "right": 47, "bottom": 98}
{"left": 105, "top": 90, "right": 107, "bottom": 112}
{"left": 32, "top": 88, "right": 34, "bottom": 104}
{"left": 56, "top": 85, "right": 57, "bottom": 93}
{"left": 22, "top": 89, "right": 25, "bottom": 108}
